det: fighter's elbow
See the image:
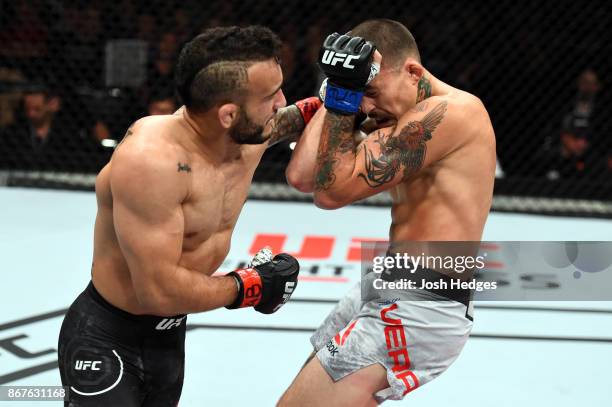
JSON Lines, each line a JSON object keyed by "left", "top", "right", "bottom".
{"left": 313, "top": 193, "right": 346, "bottom": 210}
{"left": 135, "top": 285, "right": 179, "bottom": 316}
{"left": 285, "top": 166, "right": 314, "bottom": 193}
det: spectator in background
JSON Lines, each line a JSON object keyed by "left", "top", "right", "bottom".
{"left": 147, "top": 89, "right": 177, "bottom": 116}
{"left": 547, "top": 69, "right": 605, "bottom": 179}
{"left": 50, "top": 5, "right": 105, "bottom": 87}
{"left": 137, "top": 13, "right": 158, "bottom": 45}
{"left": 0, "top": 84, "right": 107, "bottom": 172}
{"left": 173, "top": 8, "right": 193, "bottom": 45}
{"left": 279, "top": 30, "right": 299, "bottom": 102}
{"left": 0, "top": 67, "right": 27, "bottom": 128}
{"left": 140, "top": 31, "right": 179, "bottom": 103}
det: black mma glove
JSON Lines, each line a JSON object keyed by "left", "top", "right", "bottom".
{"left": 226, "top": 253, "right": 299, "bottom": 314}
{"left": 317, "top": 33, "right": 378, "bottom": 115}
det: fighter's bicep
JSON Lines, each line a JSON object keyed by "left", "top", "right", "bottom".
{"left": 110, "top": 149, "right": 187, "bottom": 278}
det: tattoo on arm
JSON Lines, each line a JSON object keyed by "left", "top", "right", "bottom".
{"left": 416, "top": 76, "right": 432, "bottom": 103}
{"left": 177, "top": 162, "right": 192, "bottom": 173}
{"left": 315, "top": 113, "right": 356, "bottom": 191}
{"left": 115, "top": 126, "right": 134, "bottom": 149}
{"left": 358, "top": 101, "right": 448, "bottom": 188}
{"left": 265, "top": 105, "right": 307, "bottom": 147}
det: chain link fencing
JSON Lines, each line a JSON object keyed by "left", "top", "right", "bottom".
{"left": 1, "top": 0, "right": 611, "bottom": 215}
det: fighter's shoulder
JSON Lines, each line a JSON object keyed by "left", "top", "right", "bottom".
{"left": 117, "top": 116, "right": 186, "bottom": 158}
{"left": 110, "top": 118, "right": 190, "bottom": 195}
{"left": 402, "top": 94, "right": 489, "bottom": 136}
{"left": 130, "top": 115, "right": 183, "bottom": 141}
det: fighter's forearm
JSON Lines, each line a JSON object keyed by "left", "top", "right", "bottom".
{"left": 285, "top": 107, "right": 326, "bottom": 192}
{"left": 314, "top": 112, "right": 359, "bottom": 192}
{"left": 264, "top": 105, "right": 307, "bottom": 147}
{"left": 136, "top": 266, "right": 238, "bottom": 315}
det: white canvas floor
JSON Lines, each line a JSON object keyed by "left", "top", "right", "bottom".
{"left": 1, "top": 187, "right": 611, "bottom": 406}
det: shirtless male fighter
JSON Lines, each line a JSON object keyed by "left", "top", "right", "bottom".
{"left": 57, "top": 26, "right": 321, "bottom": 406}
{"left": 280, "top": 19, "right": 496, "bottom": 405}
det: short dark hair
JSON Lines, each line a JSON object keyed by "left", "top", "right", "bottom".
{"left": 351, "top": 19, "right": 420, "bottom": 68}
{"left": 175, "top": 26, "right": 282, "bottom": 112}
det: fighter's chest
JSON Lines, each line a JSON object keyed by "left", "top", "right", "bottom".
{"left": 183, "top": 162, "right": 254, "bottom": 237}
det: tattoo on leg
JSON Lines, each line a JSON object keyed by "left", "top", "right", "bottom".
{"left": 315, "top": 114, "right": 356, "bottom": 191}
{"left": 358, "top": 101, "right": 448, "bottom": 187}
{"left": 416, "top": 76, "right": 432, "bottom": 103}
{"left": 177, "top": 162, "right": 192, "bottom": 173}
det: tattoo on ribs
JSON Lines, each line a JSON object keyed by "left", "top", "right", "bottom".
{"left": 315, "top": 114, "right": 355, "bottom": 191}
{"left": 416, "top": 76, "right": 432, "bottom": 103}
{"left": 358, "top": 101, "right": 448, "bottom": 187}
{"left": 177, "top": 162, "right": 192, "bottom": 173}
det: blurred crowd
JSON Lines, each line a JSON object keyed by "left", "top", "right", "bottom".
{"left": 0, "top": 0, "right": 610, "bottom": 193}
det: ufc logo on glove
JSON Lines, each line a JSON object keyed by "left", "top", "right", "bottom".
{"left": 321, "top": 50, "right": 358, "bottom": 69}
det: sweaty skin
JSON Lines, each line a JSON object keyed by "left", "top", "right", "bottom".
{"left": 280, "top": 51, "right": 496, "bottom": 407}
{"left": 287, "top": 66, "right": 495, "bottom": 249}
{"left": 92, "top": 59, "right": 304, "bottom": 316}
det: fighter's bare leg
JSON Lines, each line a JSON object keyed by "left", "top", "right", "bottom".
{"left": 278, "top": 356, "right": 388, "bottom": 407}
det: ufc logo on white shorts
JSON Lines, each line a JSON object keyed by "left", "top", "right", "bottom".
{"left": 75, "top": 360, "right": 102, "bottom": 371}
{"left": 155, "top": 316, "right": 186, "bottom": 330}
{"left": 321, "top": 50, "right": 358, "bottom": 69}
{"left": 273, "top": 281, "right": 296, "bottom": 312}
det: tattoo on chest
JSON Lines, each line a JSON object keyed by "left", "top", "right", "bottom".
{"left": 416, "top": 76, "right": 432, "bottom": 103}
{"left": 358, "top": 101, "right": 448, "bottom": 187}
{"left": 315, "top": 114, "right": 356, "bottom": 191}
{"left": 177, "top": 162, "right": 192, "bottom": 173}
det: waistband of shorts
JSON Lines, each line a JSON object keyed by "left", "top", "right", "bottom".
{"left": 382, "top": 264, "right": 472, "bottom": 307}
{"left": 86, "top": 281, "right": 187, "bottom": 332}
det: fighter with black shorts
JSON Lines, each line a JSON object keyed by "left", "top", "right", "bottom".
{"left": 57, "top": 25, "right": 323, "bottom": 406}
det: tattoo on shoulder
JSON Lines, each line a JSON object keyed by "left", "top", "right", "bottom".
{"left": 115, "top": 125, "right": 134, "bottom": 149}
{"left": 410, "top": 101, "right": 429, "bottom": 113}
{"left": 177, "top": 162, "right": 192, "bottom": 173}
{"left": 416, "top": 76, "right": 432, "bottom": 103}
{"left": 358, "top": 101, "right": 448, "bottom": 187}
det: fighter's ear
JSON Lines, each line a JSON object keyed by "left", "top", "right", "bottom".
{"left": 217, "top": 103, "right": 239, "bottom": 129}
{"left": 403, "top": 59, "right": 424, "bottom": 85}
